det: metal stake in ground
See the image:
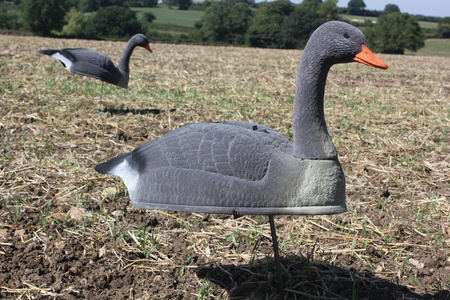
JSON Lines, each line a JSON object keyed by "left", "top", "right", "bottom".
{"left": 269, "top": 215, "right": 284, "bottom": 300}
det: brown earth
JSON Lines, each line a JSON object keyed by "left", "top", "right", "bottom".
{"left": 0, "top": 35, "right": 449, "bottom": 299}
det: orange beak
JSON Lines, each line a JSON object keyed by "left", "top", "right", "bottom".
{"left": 144, "top": 45, "right": 153, "bottom": 53}
{"left": 354, "top": 45, "right": 388, "bottom": 69}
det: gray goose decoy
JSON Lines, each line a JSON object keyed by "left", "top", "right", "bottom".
{"left": 39, "top": 34, "right": 152, "bottom": 88}
{"left": 95, "top": 21, "right": 388, "bottom": 295}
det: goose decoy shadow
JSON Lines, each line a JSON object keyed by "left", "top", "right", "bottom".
{"left": 94, "top": 21, "right": 388, "bottom": 298}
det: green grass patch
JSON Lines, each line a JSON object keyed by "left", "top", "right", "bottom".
{"left": 132, "top": 6, "right": 203, "bottom": 28}
{"left": 339, "top": 14, "right": 378, "bottom": 23}
{"left": 418, "top": 21, "right": 438, "bottom": 29}
{"left": 149, "top": 23, "right": 196, "bottom": 34}
{"left": 408, "top": 39, "right": 450, "bottom": 57}
{"left": 339, "top": 14, "right": 438, "bottom": 30}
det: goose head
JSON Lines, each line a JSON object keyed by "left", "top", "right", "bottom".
{"left": 307, "top": 21, "right": 387, "bottom": 69}
{"left": 293, "top": 21, "right": 387, "bottom": 160}
{"left": 131, "top": 33, "right": 153, "bottom": 53}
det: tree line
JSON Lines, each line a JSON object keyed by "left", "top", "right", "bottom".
{"left": 196, "top": 0, "right": 431, "bottom": 54}
{"left": 1, "top": 0, "right": 449, "bottom": 54}
{"left": 0, "top": 0, "right": 157, "bottom": 38}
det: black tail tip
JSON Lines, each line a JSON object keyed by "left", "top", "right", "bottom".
{"left": 94, "top": 163, "right": 109, "bottom": 174}
{"left": 39, "top": 49, "right": 55, "bottom": 55}
{"left": 94, "top": 152, "right": 131, "bottom": 174}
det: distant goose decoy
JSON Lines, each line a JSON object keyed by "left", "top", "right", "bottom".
{"left": 95, "top": 21, "right": 387, "bottom": 294}
{"left": 39, "top": 34, "right": 152, "bottom": 88}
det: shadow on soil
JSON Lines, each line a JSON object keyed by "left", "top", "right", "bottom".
{"left": 196, "top": 256, "right": 449, "bottom": 300}
{"left": 100, "top": 107, "right": 176, "bottom": 115}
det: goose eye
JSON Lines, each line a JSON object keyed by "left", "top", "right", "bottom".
{"left": 344, "top": 32, "right": 350, "bottom": 39}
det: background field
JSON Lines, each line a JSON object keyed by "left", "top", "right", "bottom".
{"left": 133, "top": 6, "right": 203, "bottom": 27}
{"left": 0, "top": 35, "right": 449, "bottom": 299}
{"left": 340, "top": 14, "right": 439, "bottom": 30}
{"left": 135, "top": 8, "right": 447, "bottom": 56}
{"left": 133, "top": 6, "right": 203, "bottom": 35}
{"left": 409, "top": 39, "right": 450, "bottom": 57}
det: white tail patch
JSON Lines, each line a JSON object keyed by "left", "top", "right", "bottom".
{"left": 52, "top": 52, "right": 73, "bottom": 71}
{"left": 109, "top": 158, "right": 140, "bottom": 197}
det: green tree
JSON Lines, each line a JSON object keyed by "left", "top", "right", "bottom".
{"left": 246, "top": 0, "right": 294, "bottom": 48}
{"left": 384, "top": 4, "right": 400, "bottom": 14}
{"left": 246, "top": 18, "right": 283, "bottom": 48}
{"left": 21, "top": 0, "right": 70, "bottom": 36}
{"left": 257, "top": 0, "right": 294, "bottom": 25}
{"left": 1, "top": 5, "right": 21, "bottom": 30}
{"left": 318, "top": 0, "right": 339, "bottom": 20}
{"left": 437, "top": 17, "right": 450, "bottom": 38}
{"left": 79, "top": 0, "right": 127, "bottom": 12}
{"left": 0, "top": 6, "right": 7, "bottom": 29}
{"left": 347, "top": 0, "right": 365, "bottom": 15}
{"left": 282, "top": 0, "right": 338, "bottom": 48}
{"left": 139, "top": 11, "right": 155, "bottom": 33}
{"left": 366, "top": 13, "right": 425, "bottom": 54}
{"left": 246, "top": 0, "right": 338, "bottom": 49}
{"left": 141, "top": 11, "right": 156, "bottom": 23}
{"left": 178, "top": 0, "right": 192, "bottom": 10}
{"left": 129, "top": 0, "right": 157, "bottom": 6}
{"left": 167, "top": 0, "right": 191, "bottom": 10}
{"left": 200, "top": 0, "right": 252, "bottom": 44}
{"left": 142, "top": 0, "right": 159, "bottom": 7}
{"left": 86, "top": 5, "right": 142, "bottom": 38}
{"left": 60, "top": 8, "right": 88, "bottom": 37}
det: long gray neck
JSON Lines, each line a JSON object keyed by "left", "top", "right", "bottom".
{"left": 292, "top": 49, "right": 337, "bottom": 160}
{"left": 117, "top": 39, "right": 137, "bottom": 75}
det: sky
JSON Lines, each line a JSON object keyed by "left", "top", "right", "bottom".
{"left": 256, "top": 0, "right": 450, "bottom": 18}
{"left": 336, "top": 0, "right": 450, "bottom": 18}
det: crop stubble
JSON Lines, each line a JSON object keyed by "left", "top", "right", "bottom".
{"left": 0, "top": 35, "right": 449, "bottom": 299}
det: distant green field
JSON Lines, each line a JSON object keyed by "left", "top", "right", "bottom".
{"left": 132, "top": 6, "right": 203, "bottom": 28}
{"left": 419, "top": 21, "right": 438, "bottom": 29}
{"left": 407, "top": 39, "right": 450, "bottom": 57}
{"left": 132, "top": 9, "right": 446, "bottom": 57}
{"left": 339, "top": 14, "right": 377, "bottom": 23}
{"left": 339, "top": 14, "right": 438, "bottom": 29}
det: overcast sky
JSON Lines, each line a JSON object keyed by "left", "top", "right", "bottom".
{"left": 257, "top": 0, "right": 450, "bottom": 18}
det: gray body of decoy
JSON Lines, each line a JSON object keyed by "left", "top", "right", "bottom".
{"left": 95, "top": 21, "right": 388, "bottom": 216}
{"left": 96, "top": 121, "right": 346, "bottom": 215}
{"left": 39, "top": 34, "right": 152, "bottom": 88}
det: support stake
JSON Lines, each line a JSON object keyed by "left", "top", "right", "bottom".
{"left": 269, "top": 215, "right": 284, "bottom": 300}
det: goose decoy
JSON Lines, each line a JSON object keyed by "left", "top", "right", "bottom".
{"left": 39, "top": 34, "right": 152, "bottom": 88}
{"left": 95, "top": 21, "right": 387, "bottom": 295}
